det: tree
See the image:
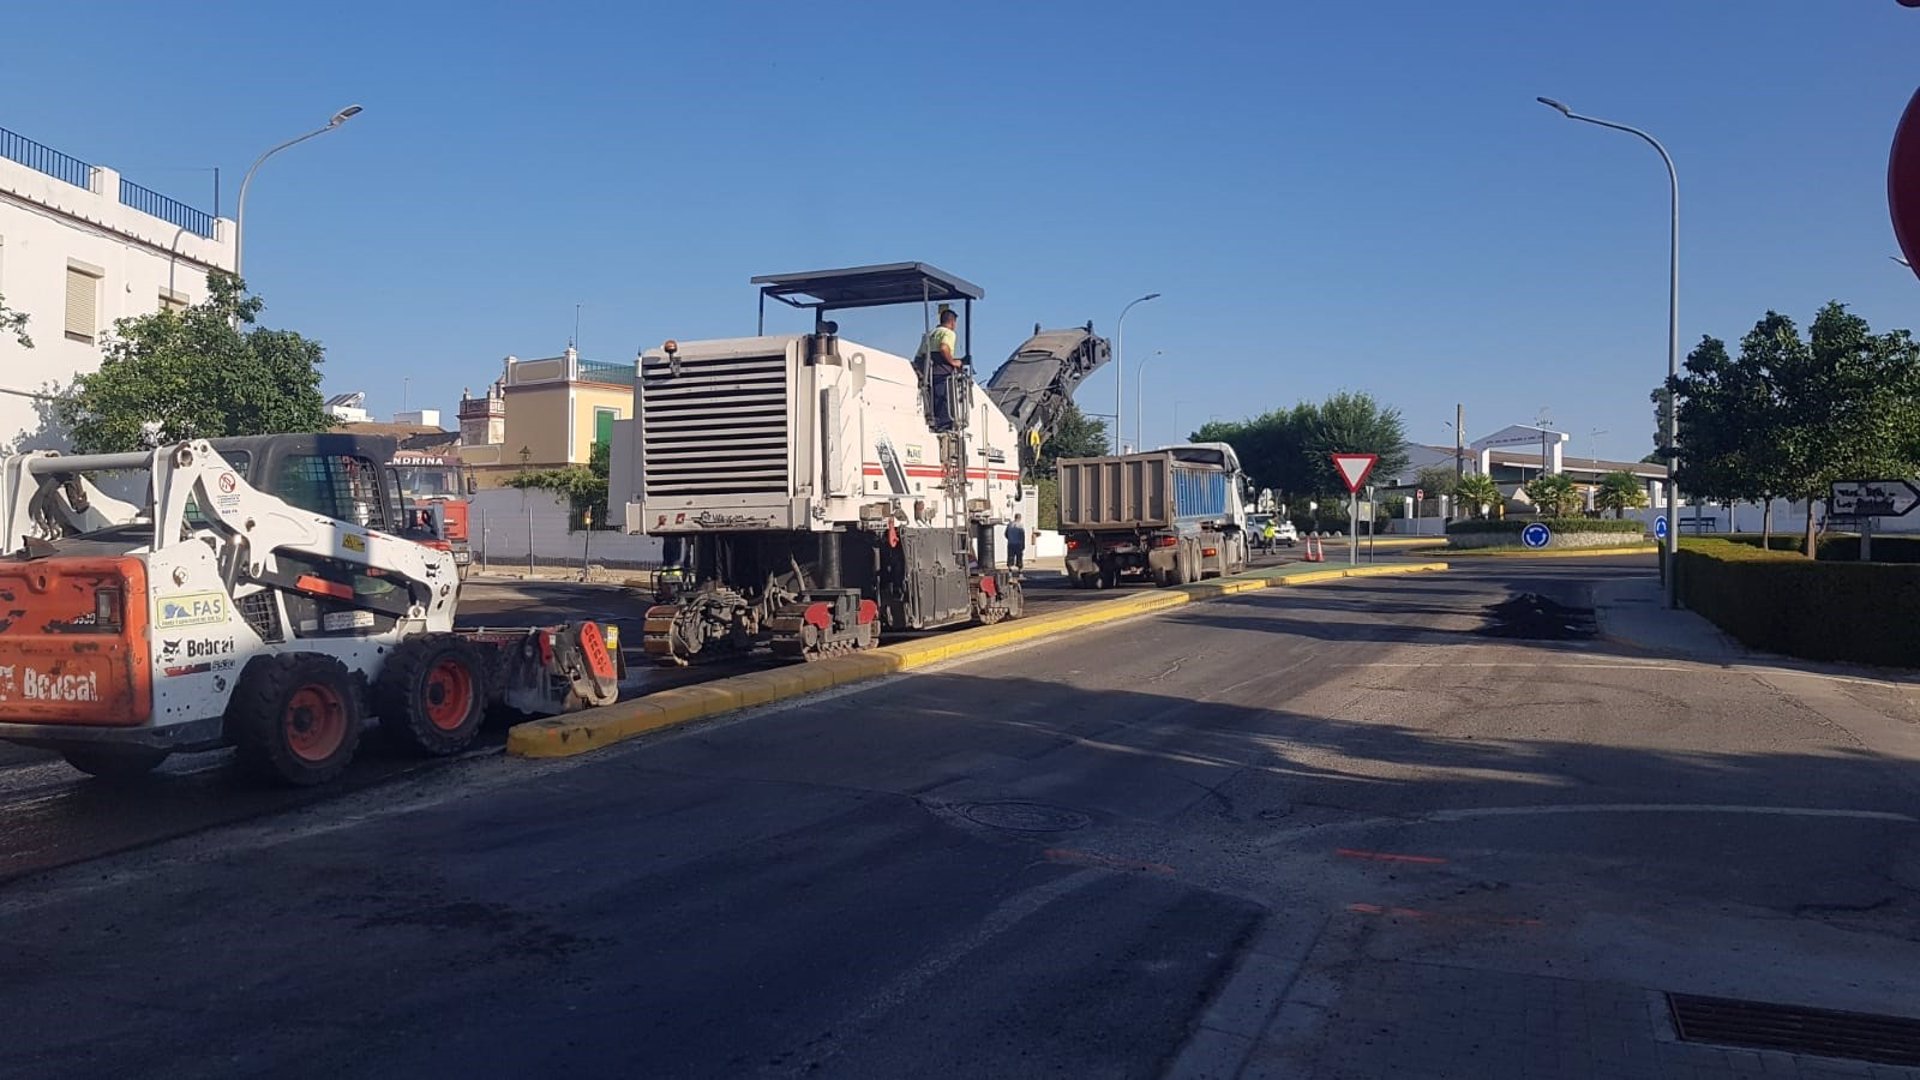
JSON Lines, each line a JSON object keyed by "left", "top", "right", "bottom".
{"left": 1413, "top": 466, "right": 1458, "bottom": 498}
{"left": 1595, "top": 471, "right": 1649, "bottom": 518}
{"left": 1033, "top": 401, "right": 1108, "bottom": 478}
{"left": 1522, "top": 473, "right": 1580, "bottom": 517}
{"left": 0, "top": 293, "right": 29, "bottom": 349}
{"left": 58, "top": 274, "right": 329, "bottom": 453}
{"left": 508, "top": 440, "right": 611, "bottom": 528}
{"left": 1454, "top": 473, "right": 1501, "bottom": 519}
{"left": 1193, "top": 391, "right": 1408, "bottom": 499}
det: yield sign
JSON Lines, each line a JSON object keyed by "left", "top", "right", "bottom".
{"left": 1330, "top": 453, "right": 1378, "bottom": 494}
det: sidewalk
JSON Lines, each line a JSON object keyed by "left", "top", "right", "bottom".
{"left": 1589, "top": 575, "right": 1746, "bottom": 663}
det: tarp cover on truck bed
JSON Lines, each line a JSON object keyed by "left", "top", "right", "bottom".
{"left": 984, "top": 327, "right": 1110, "bottom": 443}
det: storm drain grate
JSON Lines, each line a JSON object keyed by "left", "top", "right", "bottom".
{"left": 1668, "top": 992, "right": 1920, "bottom": 1067}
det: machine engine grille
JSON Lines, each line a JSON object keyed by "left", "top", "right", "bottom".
{"left": 640, "top": 351, "right": 790, "bottom": 498}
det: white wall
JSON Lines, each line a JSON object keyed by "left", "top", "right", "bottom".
{"left": 470, "top": 488, "right": 664, "bottom": 568}
{"left": 0, "top": 152, "right": 236, "bottom": 452}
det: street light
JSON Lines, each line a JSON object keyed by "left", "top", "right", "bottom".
{"left": 1115, "top": 293, "right": 1160, "bottom": 453}
{"left": 1134, "top": 349, "right": 1163, "bottom": 450}
{"left": 1537, "top": 95, "right": 1680, "bottom": 608}
{"left": 235, "top": 104, "right": 364, "bottom": 278}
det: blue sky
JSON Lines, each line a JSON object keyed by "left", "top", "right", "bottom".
{"left": 5, "top": 0, "right": 1918, "bottom": 464}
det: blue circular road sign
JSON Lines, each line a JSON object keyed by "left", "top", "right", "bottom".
{"left": 1653, "top": 515, "right": 1669, "bottom": 540}
{"left": 1521, "top": 522, "right": 1552, "bottom": 549}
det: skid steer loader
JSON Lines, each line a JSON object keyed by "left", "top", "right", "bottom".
{"left": 0, "top": 434, "right": 621, "bottom": 786}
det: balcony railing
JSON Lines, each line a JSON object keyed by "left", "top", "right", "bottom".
{"left": 577, "top": 357, "right": 636, "bottom": 384}
{"left": 0, "top": 125, "right": 92, "bottom": 188}
{"left": 118, "top": 176, "right": 216, "bottom": 239}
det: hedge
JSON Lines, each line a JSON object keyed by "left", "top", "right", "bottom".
{"left": 1446, "top": 518, "right": 1647, "bottom": 536}
{"left": 1676, "top": 539, "right": 1920, "bottom": 666}
{"left": 1720, "top": 532, "right": 1920, "bottom": 564}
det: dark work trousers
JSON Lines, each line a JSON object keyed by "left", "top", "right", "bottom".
{"left": 928, "top": 366, "right": 960, "bottom": 431}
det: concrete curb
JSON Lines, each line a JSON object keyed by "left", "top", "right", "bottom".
{"left": 1437, "top": 544, "right": 1657, "bottom": 559}
{"left": 506, "top": 560, "right": 1450, "bottom": 759}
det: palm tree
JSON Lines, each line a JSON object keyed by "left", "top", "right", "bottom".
{"left": 1523, "top": 473, "right": 1580, "bottom": 517}
{"left": 1454, "top": 473, "right": 1501, "bottom": 519}
{"left": 1595, "top": 471, "right": 1649, "bottom": 519}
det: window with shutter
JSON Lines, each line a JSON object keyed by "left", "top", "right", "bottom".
{"left": 65, "top": 266, "right": 99, "bottom": 342}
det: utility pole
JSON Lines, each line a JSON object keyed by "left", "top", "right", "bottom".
{"left": 1454, "top": 403, "right": 1464, "bottom": 483}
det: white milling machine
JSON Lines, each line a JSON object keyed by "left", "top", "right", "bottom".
{"left": 615, "top": 263, "right": 1109, "bottom": 662}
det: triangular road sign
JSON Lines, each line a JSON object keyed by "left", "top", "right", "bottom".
{"left": 1331, "top": 453, "right": 1378, "bottom": 494}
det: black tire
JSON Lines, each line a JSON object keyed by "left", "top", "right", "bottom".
{"left": 229, "top": 653, "right": 363, "bottom": 787}
{"left": 374, "top": 634, "right": 488, "bottom": 757}
{"left": 61, "top": 747, "right": 168, "bottom": 781}
{"left": 1154, "top": 558, "right": 1177, "bottom": 588}
{"left": 1174, "top": 544, "right": 1194, "bottom": 585}
{"left": 1099, "top": 564, "right": 1120, "bottom": 590}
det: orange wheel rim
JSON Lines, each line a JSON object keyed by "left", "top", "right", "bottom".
{"left": 285, "top": 684, "right": 348, "bottom": 762}
{"left": 423, "top": 658, "right": 475, "bottom": 731}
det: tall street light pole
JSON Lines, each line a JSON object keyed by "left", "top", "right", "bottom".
{"left": 235, "top": 104, "right": 364, "bottom": 279}
{"left": 1115, "top": 292, "right": 1160, "bottom": 453}
{"left": 1537, "top": 96, "right": 1680, "bottom": 608}
{"left": 1134, "top": 349, "right": 1163, "bottom": 450}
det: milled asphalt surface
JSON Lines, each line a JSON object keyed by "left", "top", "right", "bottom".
{"left": 0, "top": 556, "right": 1312, "bottom": 885}
{"left": 7, "top": 553, "right": 1920, "bottom": 1078}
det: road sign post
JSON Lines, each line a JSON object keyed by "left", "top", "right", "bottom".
{"left": 1331, "top": 454, "right": 1379, "bottom": 568}
{"left": 1829, "top": 480, "right": 1919, "bottom": 563}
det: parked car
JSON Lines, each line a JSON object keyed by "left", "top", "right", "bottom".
{"left": 1248, "top": 513, "right": 1299, "bottom": 550}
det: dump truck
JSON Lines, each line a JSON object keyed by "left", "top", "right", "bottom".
{"left": 0, "top": 434, "right": 621, "bottom": 786}
{"left": 390, "top": 450, "right": 477, "bottom": 576}
{"left": 1058, "top": 443, "right": 1251, "bottom": 588}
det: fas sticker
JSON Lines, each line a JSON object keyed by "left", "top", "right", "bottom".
{"left": 157, "top": 591, "right": 228, "bottom": 628}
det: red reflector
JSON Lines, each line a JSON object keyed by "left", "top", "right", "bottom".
{"left": 1156, "top": 536, "right": 1179, "bottom": 548}
{"left": 1203, "top": 548, "right": 1218, "bottom": 557}
{"left": 1066, "top": 539, "right": 1081, "bottom": 550}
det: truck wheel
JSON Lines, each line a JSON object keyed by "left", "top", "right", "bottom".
{"left": 1174, "top": 544, "right": 1194, "bottom": 584}
{"left": 1074, "top": 571, "right": 1099, "bottom": 590}
{"left": 61, "top": 747, "right": 169, "bottom": 781}
{"left": 1099, "top": 565, "right": 1119, "bottom": 590}
{"left": 375, "top": 634, "right": 488, "bottom": 757}
{"left": 230, "top": 654, "right": 363, "bottom": 787}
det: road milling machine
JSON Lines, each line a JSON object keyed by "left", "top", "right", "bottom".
{"left": 616, "top": 263, "right": 1109, "bottom": 663}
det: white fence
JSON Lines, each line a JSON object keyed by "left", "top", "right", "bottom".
{"left": 470, "top": 489, "right": 662, "bottom": 569}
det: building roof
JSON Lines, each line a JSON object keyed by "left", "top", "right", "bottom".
{"left": 1399, "top": 442, "right": 1667, "bottom": 480}
{"left": 335, "top": 421, "right": 459, "bottom": 454}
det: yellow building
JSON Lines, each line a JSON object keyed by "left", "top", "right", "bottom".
{"left": 458, "top": 347, "right": 631, "bottom": 486}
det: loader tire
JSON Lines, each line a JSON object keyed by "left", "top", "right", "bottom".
{"left": 375, "top": 634, "right": 488, "bottom": 757}
{"left": 230, "top": 654, "right": 363, "bottom": 787}
{"left": 61, "top": 747, "right": 169, "bottom": 781}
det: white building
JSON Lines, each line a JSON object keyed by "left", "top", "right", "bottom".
{"left": 0, "top": 123, "right": 236, "bottom": 450}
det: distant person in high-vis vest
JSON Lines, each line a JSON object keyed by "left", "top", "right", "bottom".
{"left": 915, "top": 306, "right": 963, "bottom": 432}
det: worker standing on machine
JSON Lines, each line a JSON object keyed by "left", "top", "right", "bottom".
{"left": 915, "top": 305, "right": 963, "bottom": 432}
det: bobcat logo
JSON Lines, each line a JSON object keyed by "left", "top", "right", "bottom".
{"left": 161, "top": 639, "right": 182, "bottom": 661}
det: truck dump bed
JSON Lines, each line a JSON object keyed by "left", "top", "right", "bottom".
{"left": 1057, "top": 452, "right": 1229, "bottom": 531}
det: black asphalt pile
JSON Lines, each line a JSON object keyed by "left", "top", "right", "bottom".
{"left": 1477, "top": 592, "right": 1597, "bottom": 640}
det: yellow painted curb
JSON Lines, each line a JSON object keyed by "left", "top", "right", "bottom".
{"left": 507, "top": 559, "right": 1451, "bottom": 759}
{"left": 1440, "top": 545, "right": 1656, "bottom": 559}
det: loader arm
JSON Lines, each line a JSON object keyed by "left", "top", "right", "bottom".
{"left": 154, "top": 441, "right": 458, "bottom": 626}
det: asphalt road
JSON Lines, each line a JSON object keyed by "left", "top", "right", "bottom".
{"left": 0, "top": 559, "right": 1315, "bottom": 886}
{"left": 11, "top": 553, "right": 1917, "bottom": 1078}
